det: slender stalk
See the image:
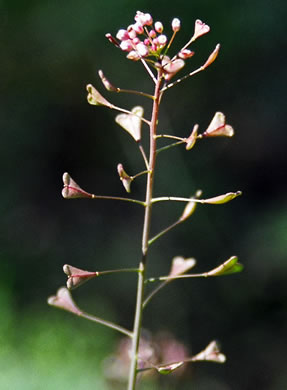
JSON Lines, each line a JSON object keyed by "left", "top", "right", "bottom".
{"left": 79, "top": 311, "right": 132, "bottom": 338}
{"left": 127, "top": 70, "right": 163, "bottom": 390}
{"left": 90, "top": 194, "right": 145, "bottom": 206}
{"left": 156, "top": 141, "right": 184, "bottom": 154}
{"left": 138, "top": 142, "right": 149, "bottom": 169}
{"left": 148, "top": 220, "right": 181, "bottom": 246}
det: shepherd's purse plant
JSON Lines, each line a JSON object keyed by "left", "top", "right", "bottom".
{"left": 48, "top": 10, "right": 243, "bottom": 390}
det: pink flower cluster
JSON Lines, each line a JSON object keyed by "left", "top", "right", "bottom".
{"left": 106, "top": 11, "right": 181, "bottom": 61}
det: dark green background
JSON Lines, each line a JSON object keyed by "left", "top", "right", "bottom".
{"left": 1, "top": 1, "right": 286, "bottom": 389}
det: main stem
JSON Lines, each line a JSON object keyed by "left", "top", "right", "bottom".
{"left": 127, "top": 70, "right": 163, "bottom": 390}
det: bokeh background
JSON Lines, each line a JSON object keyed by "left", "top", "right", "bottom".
{"left": 1, "top": 0, "right": 286, "bottom": 389}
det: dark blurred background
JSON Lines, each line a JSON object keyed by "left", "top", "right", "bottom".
{"left": 1, "top": 0, "right": 286, "bottom": 389}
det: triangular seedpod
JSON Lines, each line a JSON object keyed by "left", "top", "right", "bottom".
{"left": 192, "top": 341, "right": 226, "bottom": 363}
{"left": 179, "top": 190, "right": 202, "bottom": 221}
{"left": 98, "top": 70, "right": 119, "bottom": 92}
{"left": 202, "top": 191, "right": 242, "bottom": 204}
{"left": 117, "top": 163, "right": 133, "bottom": 193}
{"left": 62, "top": 172, "right": 93, "bottom": 199}
{"left": 63, "top": 264, "right": 99, "bottom": 290}
{"left": 202, "top": 44, "right": 220, "bottom": 70}
{"left": 202, "top": 112, "right": 234, "bottom": 137}
{"left": 206, "top": 256, "right": 243, "bottom": 276}
{"left": 86, "top": 84, "right": 114, "bottom": 107}
{"left": 157, "top": 361, "right": 184, "bottom": 375}
{"left": 169, "top": 256, "right": 196, "bottom": 277}
{"left": 192, "top": 19, "right": 210, "bottom": 41}
{"left": 185, "top": 124, "right": 198, "bottom": 150}
{"left": 162, "top": 56, "right": 185, "bottom": 81}
{"left": 47, "top": 287, "right": 82, "bottom": 315}
{"left": 115, "top": 106, "right": 144, "bottom": 142}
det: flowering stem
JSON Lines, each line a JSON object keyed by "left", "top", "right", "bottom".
{"left": 128, "top": 70, "right": 163, "bottom": 390}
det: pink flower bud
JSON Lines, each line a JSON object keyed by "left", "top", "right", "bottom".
{"left": 172, "top": 18, "right": 181, "bottom": 32}
{"left": 144, "top": 38, "right": 150, "bottom": 46}
{"left": 155, "top": 21, "right": 163, "bottom": 33}
{"left": 127, "top": 25, "right": 137, "bottom": 39}
{"left": 136, "top": 42, "right": 149, "bottom": 57}
{"left": 133, "top": 22, "right": 144, "bottom": 34}
{"left": 126, "top": 50, "right": 140, "bottom": 61}
{"left": 116, "top": 29, "right": 129, "bottom": 41}
{"left": 134, "top": 11, "right": 146, "bottom": 25}
{"left": 178, "top": 49, "right": 195, "bottom": 59}
{"left": 149, "top": 29, "right": 156, "bottom": 38}
{"left": 120, "top": 40, "right": 133, "bottom": 52}
{"left": 132, "top": 37, "right": 140, "bottom": 45}
{"left": 143, "top": 13, "right": 153, "bottom": 25}
{"left": 105, "top": 33, "right": 120, "bottom": 47}
{"left": 157, "top": 34, "right": 167, "bottom": 47}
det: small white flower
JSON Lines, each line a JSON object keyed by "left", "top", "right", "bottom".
{"left": 136, "top": 42, "right": 149, "bottom": 57}
{"left": 116, "top": 29, "right": 129, "bottom": 41}
{"left": 172, "top": 18, "right": 181, "bottom": 32}
{"left": 155, "top": 21, "right": 163, "bottom": 33}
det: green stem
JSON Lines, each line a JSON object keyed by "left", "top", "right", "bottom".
{"left": 156, "top": 141, "right": 184, "bottom": 154}
{"left": 127, "top": 70, "right": 163, "bottom": 390}
{"left": 148, "top": 220, "right": 181, "bottom": 246}
{"left": 151, "top": 196, "right": 203, "bottom": 204}
{"left": 117, "top": 88, "right": 154, "bottom": 100}
{"left": 79, "top": 311, "right": 132, "bottom": 338}
{"left": 90, "top": 194, "right": 145, "bottom": 206}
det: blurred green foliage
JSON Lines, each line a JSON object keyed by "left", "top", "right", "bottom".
{"left": 1, "top": 0, "right": 287, "bottom": 389}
